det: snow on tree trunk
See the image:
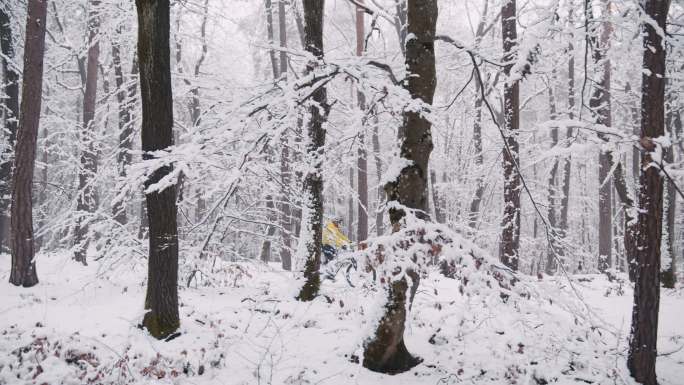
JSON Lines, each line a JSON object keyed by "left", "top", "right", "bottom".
{"left": 356, "top": 1, "right": 369, "bottom": 243}
{"left": 9, "top": 0, "right": 48, "bottom": 287}
{"left": 499, "top": 0, "right": 521, "bottom": 271}
{"left": 296, "top": 0, "right": 327, "bottom": 302}
{"left": 363, "top": 0, "right": 437, "bottom": 374}
{"left": 137, "top": 0, "right": 180, "bottom": 339}
{"left": 627, "top": 0, "right": 669, "bottom": 383}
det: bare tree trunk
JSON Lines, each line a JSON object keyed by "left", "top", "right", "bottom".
{"left": 364, "top": 0, "right": 437, "bottom": 374}
{"left": 372, "top": 120, "right": 384, "bottom": 235}
{"left": 430, "top": 170, "right": 445, "bottom": 223}
{"left": 74, "top": 0, "right": 101, "bottom": 264}
{"left": 0, "top": 8, "right": 20, "bottom": 252}
{"left": 137, "top": 0, "right": 180, "bottom": 339}
{"left": 499, "top": 0, "right": 521, "bottom": 271}
{"left": 9, "top": 0, "right": 48, "bottom": 287}
{"left": 297, "top": 0, "right": 328, "bottom": 302}
{"left": 356, "top": 1, "right": 368, "bottom": 243}
{"left": 265, "top": 0, "right": 278, "bottom": 79}
{"left": 558, "top": 5, "right": 574, "bottom": 245}
{"left": 627, "top": 1, "right": 669, "bottom": 383}
{"left": 278, "top": 0, "right": 292, "bottom": 270}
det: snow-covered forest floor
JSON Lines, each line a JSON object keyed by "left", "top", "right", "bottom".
{"left": 1, "top": 252, "right": 682, "bottom": 385}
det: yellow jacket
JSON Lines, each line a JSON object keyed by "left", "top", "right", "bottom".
{"left": 322, "top": 221, "right": 351, "bottom": 248}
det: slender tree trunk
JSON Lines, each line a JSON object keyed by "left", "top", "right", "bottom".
{"left": 74, "top": 0, "right": 101, "bottom": 264}
{"left": 9, "top": 0, "right": 48, "bottom": 287}
{"left": 278, "top": 0, "right": 292, "bottom": 271}
{"left": 297, "top": 0, "right": 328, "bottom": 302}
{"left": 372, "top": 120, "right": 384, "bottom": 235}
{"left": 546, "top": 78, "right": 560, "bottom": 274}
{"left": 627, "top": 1, "right": 669, "bottom": 383}
{"left": 137, "top": 0, "right": 180, "bottom": 339}
{"left": 356, "top": 1, "right": 368, "bottom": 243}
{"left": 499, "top": 0, "right": 521, "bottom": 271}
{"left": 558, "top": 5, "right": 574, "bottom": 243}
{"left": 661, "top": 84, "right": 677, "bottom": 288}
{"left": 0, "top": 8, "right": 20, "bottom": 252}
{"left": 112, "top": 27, "right": 134, "bottom": 225}
{"left": 364, "top": 0, "right": 437, "bottom": 374}
{"left": 265, "top": 0, "right": 278, "bottom": 80}
{"left": 430, "top": 170, "right": 445, "bottom": 223}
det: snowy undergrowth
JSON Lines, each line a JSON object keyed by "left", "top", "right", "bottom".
{"left": 0, "top": 245, "right": 682, "bottom": 384}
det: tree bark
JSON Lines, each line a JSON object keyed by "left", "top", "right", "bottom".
{"left": 558, "top": 5, "right": 574, "bottom": 244}
{"left": 356, "top": 1, "right": 368, "bottom": 242}
{"left": 74, "top": 0, "right": 101, "bottom": 264}
{"left": 627, "top": 1, "right": 669, "bottom": 383}
{"left": 364, "top": 0, "right": 437, "bottom": 374}
{"left": 546, "top": 77, "right": 560, "bottom": 274}
{"left": 0, "top": 8, "right": 20, "bottom": 252}
{"left": 372, "top": 120, "right": 384, "bottom": 236}
{"left": 588, "top": 1, "right": 613, "bottom": 273}
{"left": 277, "top": 0, "right": 292, "bottom": 271}
{"left": 137, "top": 0, "right": 180, "bottom": 339}
{"left": 499, "top": 0, "right": 521, "bottom": 271}
{"left": 9, "top": 0, "right": 48, "bottom": 287}
{"left": 297, "top": 0, "right": 327, "bottom": 302}
{"left": 661, "top": 83, "right": 677, "bottom": 288}
{"left": 259, "top": 195, "right": 276, "bottom": 263}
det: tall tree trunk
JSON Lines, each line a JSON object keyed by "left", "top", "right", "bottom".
{"left": 364, "top": 0, "right": 437, "bottom": 374}
{"left": 9, "top": 0, "right": 48, "bottom": 287}
{"left": 627, "top": 0, "right": 669, "bottom": 383}
{"left": 558, "top": 5, "right": 574, "bottom": 243}
{"left": 356, "top": 1, "right": 368, "bottom": 243}
{"left": 296, "top": 0, "right": 327, "bottom": 302}
{"left": 74, "top": 0, "right": 101, "bottom": 264}
{"left": 278, "top": 0, "right": 292, "bottom": 270}
{"left": 546, "top": 77, "right": 560, "bottom": 274}
{"left": 467, "top": 0, "right": 489, "bottom": 229}
{"left": 499, "top": 0, "right": 521, "bottom": 271}
{"left": 588, "top": 0, "right": 613, "bottom": 273}
{"left": 430, "top": 170, "right": 445, "bottom": 223}
{"left": 112, "top": 27, "right": 134, "bottom": 225}
{"left": 0, "top": 8, "right": 20, "bottom": 252}
{"left": 661, "top": 84, "right": 677, "bottom": 288}
{"left": 265, "top": 0, "right": 278, "bottom": 79}
{"left": 137, "top": 0, "right": 180, "bottom": 339}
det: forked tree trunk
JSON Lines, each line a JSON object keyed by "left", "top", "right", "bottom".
{"left": 297, "top": 0, "right": 328, "bottom": 302}
{"left": 9, "top": 0, "right": 48, "bottom": 287}
{"left": 74, "top": 0, "right": 101, "bottom": 264}
{"left": 627, "top": 0, "right": 669, "bottom": 383}
{"left": 499, "top": 0, "right": 521, "bottom": 270}
{"left": 0, "top": 8, "right": 20, "bottom": 252}
{"left": 364, "top": 0, "right": 437, "bottom": 374}
{"left": 136, "top": 0, "right": 180, "bottom": 339}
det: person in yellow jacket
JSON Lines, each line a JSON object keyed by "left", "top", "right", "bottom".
{"left": 322, "top": 217, "right": 351, "bottom": 263}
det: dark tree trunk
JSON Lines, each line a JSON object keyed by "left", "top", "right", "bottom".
{"left": 74, "top": 0, "right": 101, "bottom": 264}
{"left": 265, "top": 0, "right": 278, "bottom": 80}
{"left": 499, "top": 0, "right": 521, "bottom": 271}
{"left": 627, "top": 1, "right": 669, "bottom": 383}
{"left": 296, "top": 0, "right": 327, "bottom": 302}
{"left": 136, "top": 0, "right": 180, "bottom": 339}
{"left": 356, "top": 1, "right": 368, "bottom": 242}
{"left": 0, "top": 8, "right": 20, "bottom": 252}
{"left": 430, "top": 171, "right": 445, "bottom": 224}
{"left": 364, "top": 0, "right": 437, "bottom": 374}
{"left": 277, "top": 0, "right": 292, "bottom": 271}
{"left": 348, "top": 167, "right": 355, "bottom": 241}
{"left": 9, "top": 0, "right": 48, "bottom": 287}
